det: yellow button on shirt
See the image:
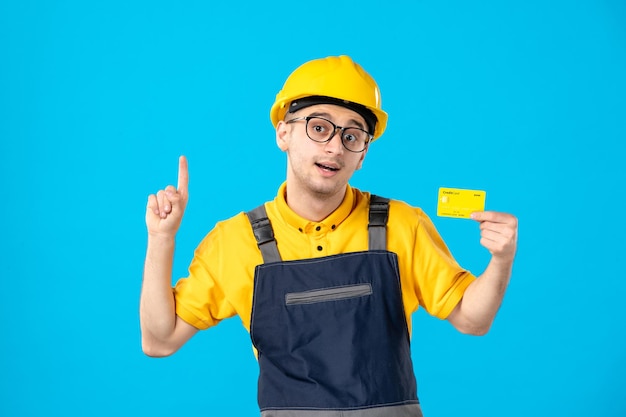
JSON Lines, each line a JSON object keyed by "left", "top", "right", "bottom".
{"left": 174, "top": 183, "right": 475, "bottom": 336}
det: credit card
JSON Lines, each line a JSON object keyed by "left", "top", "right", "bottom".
{"left": 437, "top": 187, "right": 486, "bottom": 219}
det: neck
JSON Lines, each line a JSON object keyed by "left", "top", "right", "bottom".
{"left": 284, "top": 183, "right": 347, "bottom": 222}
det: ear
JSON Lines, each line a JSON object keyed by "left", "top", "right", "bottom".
{"left": 276, "top": 120, "right": 290, "bottom": 151}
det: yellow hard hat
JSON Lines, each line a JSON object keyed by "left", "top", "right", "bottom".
{"left": 270, "top": 55, "right": 388, "bottom": 140}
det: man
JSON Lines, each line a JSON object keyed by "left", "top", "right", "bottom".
{"left": 140, "top": 55, "right": 518, "bottom": 417}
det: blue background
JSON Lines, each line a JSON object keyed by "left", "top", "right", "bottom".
{"left": 1, "top": 1, "right": 625, "bottom": 416}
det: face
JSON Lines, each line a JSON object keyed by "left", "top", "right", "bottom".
{"left": 276, "top": 104, "right": 369, "bottom": 200}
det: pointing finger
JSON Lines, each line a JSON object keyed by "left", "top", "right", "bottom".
{"left": 177, "top": 155, "right": 189, "bottom": 197}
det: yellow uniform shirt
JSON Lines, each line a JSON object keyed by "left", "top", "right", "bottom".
{"left": 174, "top": 183, "right": 476, "bottom": 335}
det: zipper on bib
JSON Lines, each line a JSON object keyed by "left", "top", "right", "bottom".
{"left": 285, "top": 284, "right": 372, "bottom": 305}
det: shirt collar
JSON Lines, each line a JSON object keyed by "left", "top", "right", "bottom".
{"left": 274, "top": 182, "right": 355, "bottom": 232}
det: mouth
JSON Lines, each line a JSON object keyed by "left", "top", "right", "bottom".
{"left": 315, "top": 162, "right": 340, "bottom": 172}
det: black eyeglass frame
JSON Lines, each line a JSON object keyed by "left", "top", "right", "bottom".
{"left": 285, "top": 116, "right": 373, "bottom": 153}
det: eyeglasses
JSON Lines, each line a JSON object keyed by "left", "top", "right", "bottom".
{"left": 286, "top": 116, "right": 372, "bottom": 153}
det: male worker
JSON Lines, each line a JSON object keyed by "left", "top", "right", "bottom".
{"left": 140, "top": 55, "right": 518, "bottom": 417}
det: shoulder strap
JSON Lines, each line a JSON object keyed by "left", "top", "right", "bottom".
{"left": 368, "top": 195, "right": 390, "bottom": 251}
{"left": 245, "top": 204, "right": 282, "bottom": 264}
{"left": 247, "top": 196, "right": 390, "bottom": 263}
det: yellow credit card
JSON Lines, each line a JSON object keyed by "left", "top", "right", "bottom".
{"left": 437, "top": 187, "right": 486, "bottom": 219}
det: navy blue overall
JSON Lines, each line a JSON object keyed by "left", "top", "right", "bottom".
{"left": 246, "top": 197, "right": 421, "bottom": 417}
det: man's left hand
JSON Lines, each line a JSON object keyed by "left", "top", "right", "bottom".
{"left": 471, "top": 211, "right": 518, "bottom": 263}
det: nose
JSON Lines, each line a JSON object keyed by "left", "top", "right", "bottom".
{"left": 324, "top": 128, "right": 344, "bottom": 154}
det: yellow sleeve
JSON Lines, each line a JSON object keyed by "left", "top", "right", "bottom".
{"left": 388, "top": 201, "right": 476, "bottom": 320}
{"left": 173, "top": 213, "right": 262, "bottom": 331}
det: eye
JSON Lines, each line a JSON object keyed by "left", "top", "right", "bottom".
{"left": 307, "top": 118, "right": 333, "bottom": 139}
{"left": 343, "top": 128, "right": 368, "bottom": 143}
{"left": 343, "top": 132, "right": 358, "bottom": 143}
{"left": 312, "top": 124, "right": 327, "bottom": 133}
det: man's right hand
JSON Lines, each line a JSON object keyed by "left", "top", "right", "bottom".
{"left": 145, "top": 155, "right": 189, "bottom": 238}
{"left": 141, "top": 155, "right": 197, "bottom": 357}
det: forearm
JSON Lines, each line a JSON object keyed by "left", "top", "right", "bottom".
{"left": 447, "top": 210, "right": 517, "bottom": 335}
{"left": 449, "top": 257, "right": 513, "bottom": 335}
{"left": 140, "top": 235, "right": 178, "bottom": 347}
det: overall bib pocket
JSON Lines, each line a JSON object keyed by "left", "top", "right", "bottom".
{"left": 285, "top": 284, "right": 372, "bottom": 305}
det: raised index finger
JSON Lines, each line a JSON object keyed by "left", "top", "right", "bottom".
{"left": 177, "top": 155, "right": 189, "bottom": 196}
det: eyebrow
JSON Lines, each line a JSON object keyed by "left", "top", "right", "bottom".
{"left": 307, "top": 112, "right": 366, "bottom": 130}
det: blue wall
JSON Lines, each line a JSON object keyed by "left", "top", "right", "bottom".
{"left": 1, "top": 1, "right": 625, "bottom": 416}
